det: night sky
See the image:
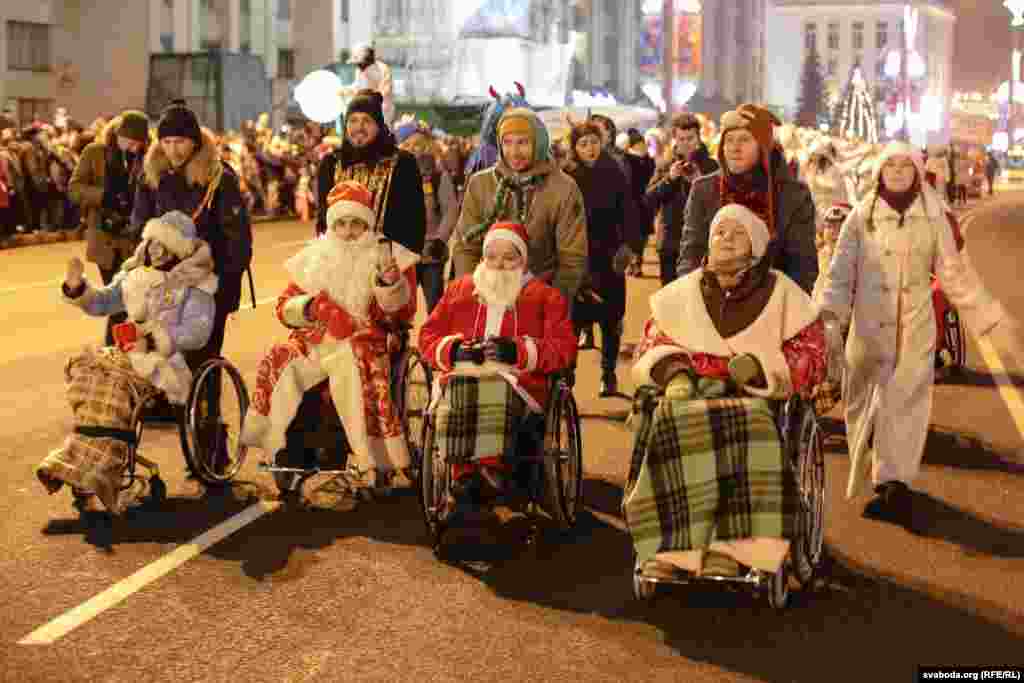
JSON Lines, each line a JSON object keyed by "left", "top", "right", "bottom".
{"left": 953, "top": 0, "right": 1015, "bottom": 92}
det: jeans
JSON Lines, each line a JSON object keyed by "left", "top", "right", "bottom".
{"left": 416, "top": 261, "right": 446, "bottom": 315}
{"left": 575, "top": 317, "right": 622, "bottom": 375}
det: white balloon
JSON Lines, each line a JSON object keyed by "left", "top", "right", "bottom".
{"left": 295, "top": 70, "right": 344, "bottom": 124}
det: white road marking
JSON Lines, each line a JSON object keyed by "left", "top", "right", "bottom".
{"left": 973, "top": 333, "right": 1024, "bottom": 445}
{"left": 0, "top": 278, "right": 62, "bottom": 295}
{"left": 18, "top": 500, "right": 281, "bottom": 645}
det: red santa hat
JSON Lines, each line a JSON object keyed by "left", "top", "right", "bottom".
{"left": 325, "top": 180, "right": 376, "bottom": 231}
{"left": 482, "top": 221, "right": 529, "bottom": 261}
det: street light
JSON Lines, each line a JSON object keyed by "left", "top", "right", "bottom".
{"left": 1008, "top": 1, "right": 1024, "bottom": 142}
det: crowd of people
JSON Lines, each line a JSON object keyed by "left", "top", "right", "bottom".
{"left": 25, "top": 77, "right": 1019, "bottom": 586}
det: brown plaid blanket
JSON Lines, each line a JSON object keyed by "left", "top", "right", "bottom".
{"left": 36, "top": 347, "right": 158, "bottom": 514}
{"left": 435, "top": 375, "right": 526, "bottom": 465}
{"left": 623, "top": 387, "right": 797, "bottom": 568}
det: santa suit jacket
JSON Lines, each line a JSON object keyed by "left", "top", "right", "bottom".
{"left": 419, "top": 275, "right": 577, "bottom": 407}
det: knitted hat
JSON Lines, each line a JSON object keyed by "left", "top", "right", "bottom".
{"left": 395, "top": 118, "right": 429, "bottom": 146}
{"left": 719, "top": 104, "right": 782, "bottom": 174}
{"left": 325, "top": 180, "right": 376, "bottom": 230}
{"left": 118, "top": 110, "right": 149, "bottom": 143}
{"left": 346, "top": 89, "right": 387, "bottom": 131}
{"left": 483, "top": 221, "right": 529, "bottom": 261}
{"left": 709, "top": 204, "right": 770, "bottom": 262}
{"left": 142, "top": 210, "right": 199, "bottom": 258}
{"left": 496, "top": 108, "right": 534, "bottom": 141}
{"left": 872, "top": 141, "right": 924, "bottom": 184}
{"left": 157, "top": 99, "right": 202, "bottom": 147}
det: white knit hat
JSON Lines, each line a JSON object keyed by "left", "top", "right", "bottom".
{"left": 142, "top": 210, "right": 198, "bottom": 258}
{"left": 709, "top": 203, "right": 770, "bottom": 262}
{"left": 872, "top": 141, "right": 925, "bottom": 185}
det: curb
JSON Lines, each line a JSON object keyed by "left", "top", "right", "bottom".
{"left": 0, "top": 215, "right": 292, "bottom": 252}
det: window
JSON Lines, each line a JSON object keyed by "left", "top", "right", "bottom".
{"left": 277, "top": 48, "right": 295, "bottom": 78}
{"left": 6, "top": 22, "right": 51, "bottom": 72}
{"left": 804, "top": 22, "right": 817, "bottom": 51}
{"left": 852, "top": 21, "right": 864, "bottom": 50}
{"left": 828, "top": 22, "right": 840, "bottom": 51}
{"left": 277, "top": 0, "right": 290, "bottom": 21}
{"left": 827, "top": 57, "right": 838, "bottom": 77}
{"left": 877, "top": 21, "right": 888, "bottom": 49}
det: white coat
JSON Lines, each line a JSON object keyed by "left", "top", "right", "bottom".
{"left": 819, "top": 185, "right": 1003, "bottom": 498}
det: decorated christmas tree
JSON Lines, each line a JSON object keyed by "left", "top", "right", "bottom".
{"left": 796, "top": 47, "right": 829, "bottom": 128}
{"left": 833, "top": 65, "right": 878, "bottom": 143}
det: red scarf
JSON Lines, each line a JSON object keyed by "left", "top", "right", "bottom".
{"left": 719, "top": 165, "right": 775, "bottom": 237}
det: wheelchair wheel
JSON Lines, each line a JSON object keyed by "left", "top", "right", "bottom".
{"left": 633, "top": 557, "right": 657, "bottom": 601}
{"left": 418, "top": 417, "right": 447, "bottom": 554}
{"left": 767, "top": 561, "right": 790, "bottom": 610}
{"left": 789, "top": 403, "right": 826, "bottom": 587}
{"left": 395, "top": 348, "right": 432, "bottom": 477}
{"left": 179, "top": 358, "right": 249, "bottom": 486}
{"left": 542, "top": 380, "right": 583, "bottom": 530}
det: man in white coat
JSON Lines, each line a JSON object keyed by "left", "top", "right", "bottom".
{"left": 340, "top": 44, "right": 395, "bottom": 127}
{"left": 819, "top": 141, "right": 1009, "bottom": 527}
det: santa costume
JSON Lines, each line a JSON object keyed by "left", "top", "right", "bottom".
{"left": 240, "top": 181, "right": 419, "bottom": 475}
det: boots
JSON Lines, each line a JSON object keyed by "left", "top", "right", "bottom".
{"left": 599, "top": 370, "right": 618, "bottom": 398}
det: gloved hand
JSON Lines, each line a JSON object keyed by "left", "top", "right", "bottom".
{"left": 664, "top": 371, "right": 696, "bottom": 401}
{"left": 307, "top": 292, "right": 341, "bottom": 324}
{"left": 484, "top": 336, "right": 518, "bottom": 365}
{"left": 450, "top": 340, "right": 485, "bottom": 365}
{"left": 728, "top": 353, "right": 766, "bottom": 388}
{"left": 823, "top": 316, "right": 845, "bottom": 383}
{"left": 424, "top": 239, "right": 448, "bottom": 263}
{"left": 65, "top": 256, "right": 85, "bottom": 290}
{"left": 612, "top": 244, "right": 634, "bottom": 275}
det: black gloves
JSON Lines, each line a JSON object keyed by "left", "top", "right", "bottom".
{"left": 423, "top": 239, "right": 448, "bottom": 263}
{"left": 450, "top": 340, "right": 484, "bottom": 365}
{"left": 485, "top": 337, "right": 518, "bottom": 365}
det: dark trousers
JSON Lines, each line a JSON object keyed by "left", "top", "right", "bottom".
{"left": 416, "top": 261, "right": 445, "bottom": 315}
{"left": 98, "top": 256, "right": 128, "bottom": 346}
{"left": 659, "top": 249, "right": 678, "bottom": 287}
{"left": 986, "top": 173, "right": 995, "bottom": 195}
{"left": 574, "top": 316, "right": 622, "bottom": 375}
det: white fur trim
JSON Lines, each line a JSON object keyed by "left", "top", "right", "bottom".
{"left": 523, "top": 336, "right": 538, "bottom": 372}
{"left": 373, "top": 273, "right": 411, "bottom": 313}
{"left": 239, "top": 353, "right": 326, "bottom": 454}
{"left": 631, "top": 344, "right": 687, "bottom": 387}
{"left": 326, "top": 200, "right": 375, "bottom": 233}
{"left": 436, "top": 334, "right": 464, "bottom": 371}
{"left": 711, "top": 204, "right": 770, "bottom": 261}
{"left": 483, "top": 228, "right": 528, "bottom": 261}
{"left": 320, "top": 341, "right": 375, "bottom": 469}
{"left": 143, "top": 219, "right": 197, "bottom": 259}
{"left": 390, "top": 240, "right": 420, "bottom": 272}
{"left": 484, "top": 303, "right": 506, "bottom": 337}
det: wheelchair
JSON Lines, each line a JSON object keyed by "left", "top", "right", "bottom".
{"left": 624, "top": 387, "right": 826, "bottom": 610}
{"left": 418, "top": 364, "right": 583, "bottom": 558}
{"left": 84, "top": 356, "right": 250, "bottom": 512}
{"left": 258, "top": 322, "right": 433, "bottom": 501}
{"left": 933, "top": 282, "right": 967, "bottom": 378}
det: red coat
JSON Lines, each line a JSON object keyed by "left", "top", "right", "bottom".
{"left": 419, "top": 275, "right": 577, "bottom": 406}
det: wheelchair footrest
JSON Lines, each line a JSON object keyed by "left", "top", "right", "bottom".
{"left": 258, "top": 463, "right": 346, "bottom": 475}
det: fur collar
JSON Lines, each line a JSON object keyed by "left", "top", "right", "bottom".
{"left": 143, "top": 128, "right": 220, "bottom": 190}
{"left": 121, "top": 240, "right": 218, "bottom": 296}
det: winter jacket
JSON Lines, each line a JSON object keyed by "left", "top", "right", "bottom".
{"left": 69, "top": 115, "right": 143, "bottom": 271}
{"left": 678, "top": 148, "right": 818, "bottom": 294}
{"left": 643, "top": 144, "right": 718, "bottom": 253}
{"left": 132, "top": 130, "right": 253, "bottom": 313}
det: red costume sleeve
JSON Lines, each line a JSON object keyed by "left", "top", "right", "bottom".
{"left": 782, "top": 319, "right": 828, "bottom": 397}
{"left": 419, "top": 279, "right": 467, "bottom": 371}
{"left": 513, "top": 286, "right": 577, "bottom": 374}
{"left": 369, "top": 268, "right": 418, "bottom": 324}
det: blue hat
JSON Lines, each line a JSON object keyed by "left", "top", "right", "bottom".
{"left": 142, "top": 210, "right": 198, "bottom": 258}
{"left": 395, "top": 120, "right": 427, "bottom": 146}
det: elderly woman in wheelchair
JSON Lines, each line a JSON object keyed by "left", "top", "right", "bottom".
{"left": 418, "top": 222, "right": 581, "bottom": 555}
{"left": 626, "top": 204, "right": 829, "bottom": 608}
{"left": 240, "top": 181, "right": 425, "bottom": 500}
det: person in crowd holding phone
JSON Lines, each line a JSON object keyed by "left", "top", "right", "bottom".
{"left": 241, "top": 181, "right": 420, "bottom": 492}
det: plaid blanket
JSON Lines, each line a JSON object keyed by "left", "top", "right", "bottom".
{"left": 36, "top": 347, "right": 158, "bottom": 514}
{"left": 435, "top": 375, "right": 526, "bottom": 465}
{"left": 623, "top": 389, "right": 797, "bottom": 568}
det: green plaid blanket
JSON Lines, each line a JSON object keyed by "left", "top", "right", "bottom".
{"left": 435, "top": 375, "right": 526, "bottom": 465}
{"left": 623, "top": 390, "right": 797, "bottom": 568}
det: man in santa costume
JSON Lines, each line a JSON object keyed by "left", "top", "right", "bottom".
{"left": 240, "top": 180, "right": 419, "bottom": 490}
{"left": 419, "top": 221, "right": 577, "bottom": 498}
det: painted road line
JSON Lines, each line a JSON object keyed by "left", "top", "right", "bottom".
{"left": 0, "top": 278, "right": 63, "bottom": 296}
{"left": 18, "top": 500, "right": 281, "bottom": 645}
{"left": 974, "top": 332, "right": 1024, "bottom": 445}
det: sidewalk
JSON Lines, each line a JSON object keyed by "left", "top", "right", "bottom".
{"left": 0, "top": 213, "right": 291, "bottom": 251}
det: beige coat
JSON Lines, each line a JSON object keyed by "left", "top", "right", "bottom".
{"left": 451, "top": 158, "right": 588, "bottom": 302}
{"left": 819, "top": 186, "right": 1003, "bottom": 497}
{"left": 68, "top": 115, "right": 141, "bottom": 271}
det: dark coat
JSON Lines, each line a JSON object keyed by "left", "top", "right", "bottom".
{"left": 315, "top": 133, "right": 426, "bottom": 257}
{"left": 643, "top": 143, "right": 718, "bottom": 253}
{"left": 623, "top": 151, "right": 656, "bottom": 245}
{"left": 132, "top": 130, "right": 253, "bottom": 313}
{"left": 567, "top": 151, "right": 628, "bottom": 322}
{"left": 678, "top": 148, "right": 818, "bottom": 295}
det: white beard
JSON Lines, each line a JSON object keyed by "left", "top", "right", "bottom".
{"left": 284, "top": 231, "right": 379, "bottom": 322}
{"left": 472, "top": 263, "right": 525, "bottom": 309}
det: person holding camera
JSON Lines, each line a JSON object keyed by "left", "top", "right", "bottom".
{"left": 68, "top": 110, "right": 150, "bottom": 345}
{"left": 643, "top": 113, "right": 719, "bottom": 286}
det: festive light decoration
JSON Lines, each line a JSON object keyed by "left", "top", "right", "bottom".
{"left": 835, "top": 66, "right": 878, "bottom": 143}
{"left": 1007, "top": 0, "right": 1024, "bottom": 28}
{"left": 294, "top": 70, "right": 344, "bottom": 124}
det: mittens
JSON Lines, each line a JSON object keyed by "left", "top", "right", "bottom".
{"left": 451, "top": 340, "right": 484, "bottom": 365}
{"left": 664, "top": 371, "right": 696, "bottom": 401}
{"left": 728, "top": 353, "right": 766, "bottom": 388}
{"left": 485, "top": 337, "right": 518, "bottom": 365}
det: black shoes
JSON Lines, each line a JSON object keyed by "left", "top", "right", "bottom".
{"left": 578, "top": 329, "right": 596, "bottom": 350}
{"left": 599, "top": 371, "right": 618, "bottom": 398}
{"left": 863, "top": 480, "right": 914, "bottom": 527}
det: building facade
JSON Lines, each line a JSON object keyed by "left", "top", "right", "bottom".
{"left": 699, "top": 0, "right": 768, "bottom": 108}
{"left": 766, "top": 0, "right": 956, "bottom": 143}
